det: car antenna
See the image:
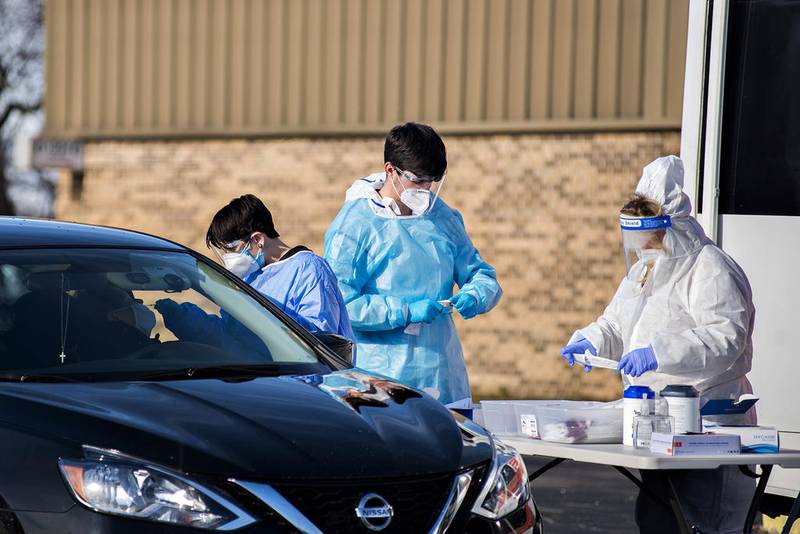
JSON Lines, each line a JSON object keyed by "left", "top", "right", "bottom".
{"left": 59, "top": 273, "right": 71, "bottom": 365}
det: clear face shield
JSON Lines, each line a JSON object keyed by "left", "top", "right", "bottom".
{"left": 620, "top": 215, "right": 671, "bottom": 281}
{"left": 389, "top": 166, "right": 447, "bottom": 216}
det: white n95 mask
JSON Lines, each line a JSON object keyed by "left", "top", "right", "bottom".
{"left": 390, "top": 167, "right": 446, "bottom": 216}
{"left": 222, "top": 252, "right": 259, "bottom": 279}
{"left": 400, "top": 189, "right": 433, "bottom": 215}
{"left": 637, "top": 248, "right": 662, "bottom": 265}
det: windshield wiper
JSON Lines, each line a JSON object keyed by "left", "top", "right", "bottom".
{"left": 0, "top": 373, "right": 83, "bottom": 383}
{"left": 136, "top": 364, "right": 283, "bottom": 381}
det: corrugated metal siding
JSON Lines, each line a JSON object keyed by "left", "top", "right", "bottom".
{"left": 44, "top": 0, "right": 688, "bottom": 138}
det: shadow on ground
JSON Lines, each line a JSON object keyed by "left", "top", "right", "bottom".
{"left": 524, "top": 456, "right": 639, "bottom": 534}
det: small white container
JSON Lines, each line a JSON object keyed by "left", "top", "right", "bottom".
{"left": 623, "top": 386, "right": 655, "bottom": 446}
{"left": 660, "top": 385, "right": 701, "bottom": 434}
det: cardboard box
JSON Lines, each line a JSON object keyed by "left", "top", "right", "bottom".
{"left": 650, "top": 432, "right": 741, "bottom": 456}
{"left": 701, "top": 424, "right": 780, "bottom": 453}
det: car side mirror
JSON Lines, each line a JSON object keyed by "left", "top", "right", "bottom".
{"left": 314, "top": 332, "right": 354, "bottom": 364}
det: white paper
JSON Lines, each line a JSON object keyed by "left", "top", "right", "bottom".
{"left": 520, "top": 414, "right": 539, "bottom": 438}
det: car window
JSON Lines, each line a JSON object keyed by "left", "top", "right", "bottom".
{"left": 0, "top": 248, "right": 328, "bottom": 380}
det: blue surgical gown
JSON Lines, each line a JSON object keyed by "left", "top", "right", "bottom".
{"left": 323, "top": 198, "right": 502, "bottom": 407}
{"left": 243, "top": 251, "right": 354, "bottom": 340}
{"left": 163, "top": 251, "right": 354, "bottom": 351}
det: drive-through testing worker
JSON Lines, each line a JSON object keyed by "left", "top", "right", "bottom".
{"left": 157, "top": 194, "right": 354, "bottom": 344}
{"left": 323, "top": 122, "right": 502, "bottom": 416}
{"left": 560, "top": 156, "right": 756, "bottom": 534}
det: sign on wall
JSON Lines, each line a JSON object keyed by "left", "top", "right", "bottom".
{"left": 32, "top": 138, "right": 84, "bottom": 170}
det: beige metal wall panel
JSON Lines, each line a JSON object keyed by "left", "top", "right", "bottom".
{"left": 344, "top": 0, "right": 364, "bottom": 125}
{"left": 442, "top": 0, "right": 466, "bottom": 122}
{"left": 402, "top": 0, "right": 424, "bottom": 120}
{"left": 247, "top": 0, "right": 265, "bottom": 126}
{"left": 285, "top": 0, "right": 304, "bottom": 126}
{"left": 574, "top": 0, "right": 598, "bottom": 120}
{"left": 228, "top": 0, "right": 247, "bottom": 128}
{"left": 529, "top": 0, "right": 554, "bottom": 120}
{"left": 486, "top": 0, "right": 508, "bottom": 121}
{"left": 619, "top": 0, "right": 644, "bottom": 118}
{"left": 362, "top": 0, "right": 383, "bottom": 124}
{"left": 43, "top": 0, "right": 687, "bottom": 138}
{"left": 266, "top": 0, "right": 284, "bottom": 126}
{"left": 643, "top": 0, "right": 668, "bottom": 119}
{"left": 464, "top": 0, "right": 487, "bottom": 121}
{"left": 666, "top": 0, "right": 689, "bottom": 120}
{"left": 423, "top": 0, "right": 445, "bottom": 122}
{"left": 595, "top": 0, "right": 621, "bottom": 119}
{"left": 506, "top": 0, "right": 530, "bottom": 121}
{"left": 551, "top": 0, "right": 576, "bottom": 120}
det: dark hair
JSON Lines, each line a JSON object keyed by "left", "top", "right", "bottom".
{"left": 206, "top": 194, "right": 279, "bottom": 249}
{"left": 384, "top": 122, "right": 447, "bottom": 179}
{"left": 621, "top": 193, "right": 661, "bottom": 217}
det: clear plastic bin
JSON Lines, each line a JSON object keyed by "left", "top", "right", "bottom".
{"left": 472, "top": 405, "right": 485, "bottom": 427}
{"left": 479, "top": 401, "right": 516, "bottom": 435}
{"left": 478, "top": 400, "right": 552, "bottom": 436}
{"left": 534, "top": 400, "right": 623, "bottom": 444}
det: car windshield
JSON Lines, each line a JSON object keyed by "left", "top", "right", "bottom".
{"left": 0, "top": 248, "right": 330, "bottom": 381}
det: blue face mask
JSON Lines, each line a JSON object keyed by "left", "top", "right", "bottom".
{"left": 245, "top": 247, "right": 266, "bottom": 269}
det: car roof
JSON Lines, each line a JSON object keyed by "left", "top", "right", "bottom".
{"left": 0, "top": 217, "right": 187, "bottom": 251}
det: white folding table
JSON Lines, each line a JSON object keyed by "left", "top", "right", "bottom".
{"left": 501, "top": 437, "right": 800, "bottom": 534}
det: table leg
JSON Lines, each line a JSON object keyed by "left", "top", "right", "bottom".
{"left": 527, "top": 457, "right": 566, "bottom": 482}
{"left": 744, "top": 464, "right": 772, "bottom": 534}
{"left": 614, "top": 466, "right": 671, "bottom": 512}
{"left": 648, "top": 471, "right": 696, "bottom": 534}
{"left": 781, "top": 491, "right": 800, "bottom": 534}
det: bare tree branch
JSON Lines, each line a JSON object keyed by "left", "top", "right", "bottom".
{"left": 0, "top": 100, "right": 41, "bottom": 131}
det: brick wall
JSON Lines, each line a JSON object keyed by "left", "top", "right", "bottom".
{"left": 56, "top": 131, "right": 681, "bottom": 401}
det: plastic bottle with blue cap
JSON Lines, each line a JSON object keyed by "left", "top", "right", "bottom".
{"left": 623, "top": 386, "right": 654, "bottom": 446}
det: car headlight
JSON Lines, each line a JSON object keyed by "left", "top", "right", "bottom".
{"left": 59, "top": 446, "right": 255, "bottom": 531}
{"left": 471, "top": 438, "right": 531, "bottom": 519}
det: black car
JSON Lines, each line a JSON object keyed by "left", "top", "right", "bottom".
{"left": 0, "top": 218, "right": 540, "bottom": 534}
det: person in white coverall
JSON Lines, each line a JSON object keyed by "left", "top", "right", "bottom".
{"left": 560, "top": 156, "right": 757, "bottom": 534}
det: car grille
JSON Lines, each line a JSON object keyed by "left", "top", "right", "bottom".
{"left": 271, "top": 473, "right": 456, "bottom": 533}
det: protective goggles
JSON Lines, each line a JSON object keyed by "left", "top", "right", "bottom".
{"left": 393, "top": 166, "right": 446, "bottom": 183}
{"left": 211, "top": 234, "right": 256, "bottom": 261}
{"left": 620, "top": 215, "right": 671, "bottom": 279}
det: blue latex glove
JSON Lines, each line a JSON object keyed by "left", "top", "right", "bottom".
{"left": 559, "top": 336, "right": 596, "bottom": 373}
{"left": 451, "top": 291, "right": 480, "bottom": 319}
{"left": 618, "top": 345, "right": 659, "bottom": 377}
{"left": 408, "top": 299, "right": 446, "bottom": 324}
{"left": 154, "top": 298, "right": 183, "bottom": 321}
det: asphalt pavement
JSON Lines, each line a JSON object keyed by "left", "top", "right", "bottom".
{"left": 524, "top": 456, "right": 639, "bottom": 533}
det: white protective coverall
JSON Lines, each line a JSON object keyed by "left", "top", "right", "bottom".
{"left": 569, "top": 156, "right": 757, "bottom": 533}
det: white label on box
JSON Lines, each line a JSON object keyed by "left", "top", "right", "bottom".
{"left": 650, "top": 432, "right": 741, "bottom": 456}
{"left": 520, "top": 414, "right": 538, "bottom": 438}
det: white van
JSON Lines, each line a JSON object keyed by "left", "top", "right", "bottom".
{"left": 680, "top": 0, "right": 800, "bottom": 522}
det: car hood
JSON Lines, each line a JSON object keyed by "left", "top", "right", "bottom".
{"left": 0, "top": 370, "right": 492, "bottom": 480}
